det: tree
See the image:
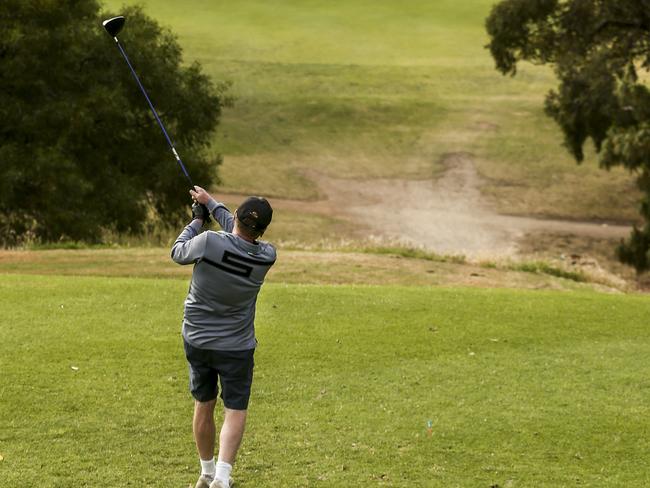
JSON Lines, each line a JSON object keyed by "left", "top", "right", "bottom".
{"left": 486, "top": 0, "right": 650, "bottom": 273}
{"left": 0, "top": 0, "right": 230, "bottom": 245}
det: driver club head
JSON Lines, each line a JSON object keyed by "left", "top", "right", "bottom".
{"left": 103, "top": 16, "right": 125, "bottom": 38}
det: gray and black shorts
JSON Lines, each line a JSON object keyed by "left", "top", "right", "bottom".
{"left": 183, "top": 340, "right": 255, "bottom": 410}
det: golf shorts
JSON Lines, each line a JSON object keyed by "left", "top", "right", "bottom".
{"left": 183, "top": 340, "right": 255, "bottom": 410}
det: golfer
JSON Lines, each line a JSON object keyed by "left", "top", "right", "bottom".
{"left": 171, "top": 186, "right": 276, "bottom": 488}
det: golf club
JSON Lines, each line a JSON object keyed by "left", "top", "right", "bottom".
{"left": 102, "top": 16, "right": 197, "bottom": 191}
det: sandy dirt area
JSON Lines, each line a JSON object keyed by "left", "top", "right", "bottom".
{"left": 313, "top": 152, "right": 631, "bottom": 257}
{"left": 222, "top": 152, "right": 630, "bottom": 259}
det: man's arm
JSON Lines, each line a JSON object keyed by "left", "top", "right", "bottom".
{"left": 171, "top": 219, "right": 208, "bottom": 265}
{"left": 190, "top": 186, "right": 234, "bottom": 232}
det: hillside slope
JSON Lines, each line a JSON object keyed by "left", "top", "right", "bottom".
{"left": 101, "top": 0, "right": 641, "bottom": 259}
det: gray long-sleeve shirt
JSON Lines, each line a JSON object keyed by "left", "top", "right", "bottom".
{"left": 171, "top": 198, "right": 276, "bottom": 351}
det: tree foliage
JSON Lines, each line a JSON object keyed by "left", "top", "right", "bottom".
{"left": 486, "top": 0, "right": 650, "bottom": 273}
{"left": 0, "top": 0, "right": 229, "bottom": 244}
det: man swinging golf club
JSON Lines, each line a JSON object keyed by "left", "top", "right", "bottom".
{"left": 102, "top": 16, "right": 275, "bottom": 486}
{"left": 172, "top": 186, "right": 276, "bottom": 488}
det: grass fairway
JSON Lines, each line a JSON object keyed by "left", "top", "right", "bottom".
{"left": 1, "top": 273, "right": 649, "bottom": 486}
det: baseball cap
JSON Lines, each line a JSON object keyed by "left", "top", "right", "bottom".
{"left": 236, "top": 196, "right": 273, "bottom": 232}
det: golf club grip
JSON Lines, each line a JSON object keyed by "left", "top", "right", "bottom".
{"left": 190, "top": 187, "right": 211, "bottom": 222}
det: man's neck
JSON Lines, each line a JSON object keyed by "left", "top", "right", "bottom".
{"left": 233, "top": 229, "right": 256, "bottom": 244}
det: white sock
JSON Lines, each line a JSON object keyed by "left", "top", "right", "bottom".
{"left": 215, "top": 461, "right": 232, "bottom": 486}
{"left": 200, "top": 457, "right": 215, "bottom": 479}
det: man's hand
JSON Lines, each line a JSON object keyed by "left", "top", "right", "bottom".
{"left": 189, "top": 186, "right": 213, "bottom": 225}
{"left": 190, "top": 186, "right": 212, "bottom": 205}
{"left": 191, "top": 202, "right": 211, "bottom": 224}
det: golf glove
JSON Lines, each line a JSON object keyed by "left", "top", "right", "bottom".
{"left": 191, "top": 202, "right": 211, "bottom": 224}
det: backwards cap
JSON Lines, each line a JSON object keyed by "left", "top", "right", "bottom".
{"left": 236, "top": 196, "right": 273, "bottom": 232}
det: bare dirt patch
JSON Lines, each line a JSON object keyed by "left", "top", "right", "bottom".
{"left": 217, "top": 151, "right": 633, "bottom": 288}
{"left": 308, "top": 153, "right": 631, "bottom": 258}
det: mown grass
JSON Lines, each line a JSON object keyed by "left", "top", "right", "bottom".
{"left": 1, "top": 274, "right": 649, "bottom": 487}
{"left": 102, "top": 0, "right": 641, "bottom": 225}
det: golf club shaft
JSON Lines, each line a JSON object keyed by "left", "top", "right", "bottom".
{"left": 112, "top": 37, "right": 195, "bottom": 188}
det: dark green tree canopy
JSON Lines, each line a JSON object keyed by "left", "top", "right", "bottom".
{"left": 486, "top": 0, "right": 650, "bottom": 273}
{"left": 0, "top": 0, "right": 229, "bottom": 244}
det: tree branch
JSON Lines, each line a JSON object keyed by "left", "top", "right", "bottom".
{"left": 595, "top": 19, "right": 650, "bottom": 35}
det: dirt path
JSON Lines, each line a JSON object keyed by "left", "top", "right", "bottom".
{"left": 222, "top": 153, "right": 631, "bottom": 258}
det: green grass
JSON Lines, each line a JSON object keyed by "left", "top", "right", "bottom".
{"left": 103, "top": 0, "right": 641, "bottom": 222}
{"left": 345, "top": 245, "right": 467, "bottom": 264}
{"left": 508, "top": 261, "right": 587, "bottom": 283}
{"left": 1, "top": 273, "right": 649, "bottom": 486}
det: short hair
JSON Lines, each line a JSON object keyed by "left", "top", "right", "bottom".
{"left": 236, "top": 215, "right": 264, "bottom": 240}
